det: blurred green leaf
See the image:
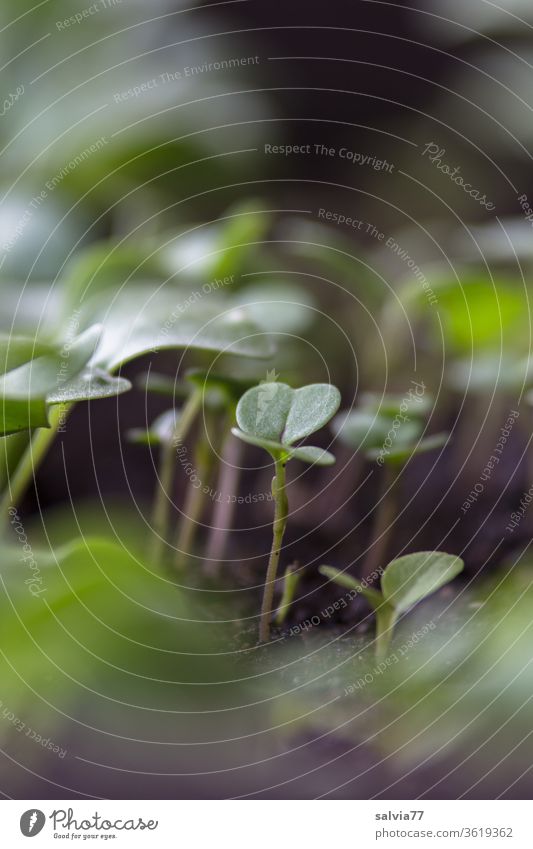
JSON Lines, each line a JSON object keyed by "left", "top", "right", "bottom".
{"left": 163, "top": 201, "right": 271, "bottom": 283}
{"left": 79, "top": 288, "right": 274, "bottom": 371}
{"left": 127, "top": 409, "right": 178, "bottom": 447}
{"left": 0, "top": 326, "right": 102, "bottom": 435}
{"left": 319, "top": 565, "right": 383, "bottom": 609}
{"left": 381, "top": 551, "right": 464, "bottom": 614}
{"left": 233, "top": 282, "right": 317, "bottom": 333}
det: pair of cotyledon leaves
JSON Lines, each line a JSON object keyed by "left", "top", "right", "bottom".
{"left": 332, "top": 391, "right": 447, "bottom": 465}
{"left": 321, "top": 550, "right": 464, "bottom": 618}
{"left": 231, "top": 382, "right": 341, "bottom": 465}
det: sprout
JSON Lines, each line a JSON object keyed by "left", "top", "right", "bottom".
{"left": 130, "top": 369, "right": 255, "bottom": 570}
{"left": 232, "top": 381, "right": 340, "bottom": 641}
{"left": 320, "top": 551, "right": 464, "bottom": 657}
{"left": 332, "top": 391, "right": 448, "bottom": 573}
{"left": 275, "top": 561, "right": 304, "bottom": 626}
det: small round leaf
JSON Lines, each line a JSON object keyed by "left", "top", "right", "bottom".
{"left": 381, "top": 551, "right": 464, "bottom": 614}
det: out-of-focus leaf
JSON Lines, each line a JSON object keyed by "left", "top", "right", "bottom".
{"left": 366, "top": 432, "right": 448, "bottom": 465}
{"left": 381, "top": 551, "right": 464, "bottom": 614}
{"left": 448, "top": 354, "right": 533, "bottom": 393}
{"left": 0, "top": 326, "right": 102, "bottom": 435}
{"left": 163, "top": 201, "right": 271, "bottom": 283}
{"left": 78, "top": 287, "right": 274, "bottom": 371}
{"left": 319, "top": 565, "right": 384, "bottom": 609}
{"left": 385, "top": 274, "right": 528, "bottom": 355}
{"left": 60, "top": 241, "right": 170, "bottom": 315}
{"left": 233, "top": 282, "right": 316, "bottom": 333}
{"left": 127, "top": 409, "right": 178, "bottom": 447}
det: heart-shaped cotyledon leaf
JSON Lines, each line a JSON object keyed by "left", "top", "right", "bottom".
{"left": 381, "top": 551, "right": 464, "bottom": 614}
{"left": 231, "top": 382, "right": 341, "bottom": 465}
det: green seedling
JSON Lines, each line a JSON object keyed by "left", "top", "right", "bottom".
{"left": 128, "top": 383, "right": 203, "bottom": 569}
{"left": 0, "top": 238, "right": 274, "bottom": 527}
{"left": 129, "top": 369, "right": 254, "bottom": 570}
{"left": 186, "top": 369, "right": 257, "bottom": 571}
{"left": 332, "top": 392, "right": 448, "bottom": 573}
{"left": 232, "top": 381, "right": 341, "bottom": 642}
{"left": 320, "top": 551, "right": 464, "bottom": 658}
{"left": 0, "top": 326, "right": 130, "bottom": 523}
{"left": 275, "top": 561, "right": 304, "bottom": 626}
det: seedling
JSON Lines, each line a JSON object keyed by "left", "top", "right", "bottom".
{"left": 0, "top": 249, "right": 273, "bottom": 527}
{"left": 0, "top": 326, "right": 130, "bottom": 522}
{"left": 275, "top": 561, "right": 304, "bottom": 626}
{"left": 320, "top": 551, "right": 464, "bottom": 658}
{"left": 232, "top": 381, "right": 341, "bottom": 642}
{"left": 332, "top": 392, "right": 447, "bottom": 573}
{"left": 186, "top": 369, "right": 256, "bottom": 571}
{"left": 130, "top": 369, "right": 254, "bottom": 570}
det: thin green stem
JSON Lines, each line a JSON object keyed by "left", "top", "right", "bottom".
{"left": 0, "top": 431, "right": 29, "bottom": 493}
{"left": 204, "top": 429, "right": 243, "bottom": 573}
{"left": 375, "top": 605, "right": 398, "bottom": 660}
{"left": 0, "top": 403, "right": 69, "bottom": 529}
{"left": 259, "top": 455, "right": 289, "bottom": 643}
{"left": 174, "top": 422, "right": 217, "bottom": 572}
{"left": 150, "top": 388, "right": 202, "bottom": 568}
{"left": 365, "top": 461, "right": 399, "bottom": 576}
{"left": 275, "top": 560, "right": 301, "bottom": 626}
